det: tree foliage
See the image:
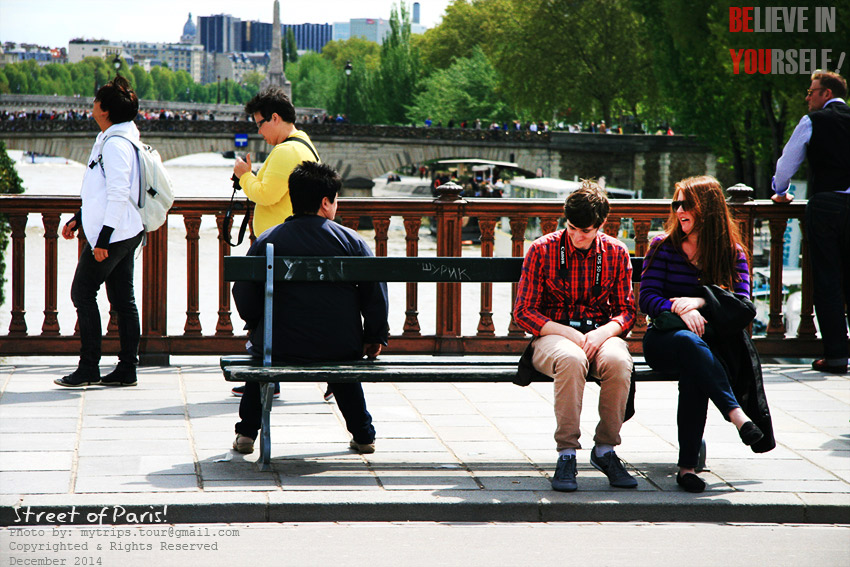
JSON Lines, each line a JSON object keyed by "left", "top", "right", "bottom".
{"left": 632, "top": 0, "right": 850, "bottom": 193}
{"left": 406, "top": 46, "right": 513, "bottom": 124}
{"left": 0, "top": 141, "right": 25, "bottom": 307}
{"left": 367, "top": 2, "right": 423, "bottom": 124}
{"left": 289, "top": 52, "right": 339, "bottom": 109}
{"left": 0, "top": 57, "right": 257, "bottom": 104}
{"left": 321, "top": 38, "right": 381, "bottom": 71}
{"left": 283, "top": 28, "right": 299, "bottom": 66}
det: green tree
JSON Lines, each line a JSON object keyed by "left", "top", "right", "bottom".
{"left": 321, "top": 37, "right": 381, "bottom": 71}
{"left": 485, "top": 0, "right": 655, "bottom": 125}
{"left": 632, "top": 0, "right": 850, "bottom": 193}
{"left": 286, "top": 28, "right": 299, "bottom": 64}
{"left": 242, "top": 71, "right": 265, "bottom": 90}
{"left": 149, "top": 66, "right": 174, "bottom": 100}
{"left": 289, "top": 52, "right": 339, "bottom": 108}
{"left": 407, "top": 47, "right": 513, "bottom": 124}
{"left": 366, "top": 2, "right": 422, "bottom": 124}
{"left": 129, "top": 65, "right": 154, "bottom": 99}
{"left": 43, "top": 64, "right": 74, "bottom": 95}
{"left": 0, "top": 141, "right": 25, "bottom": 307}
{"left": 417, "top": 0, "right": 492, "bottom": 72}
{"left": 3, "top": 64, "right": 30, "bottom": 94}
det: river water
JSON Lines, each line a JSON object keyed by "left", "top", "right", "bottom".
{"left": 2, "top": 151, "right": 517, "bottom": 341}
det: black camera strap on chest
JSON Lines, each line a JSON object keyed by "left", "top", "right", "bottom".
{"left": 283, "top": 135, "right": 320, "bottom": 161}
{"left": 558, "top": 229, "right": 603, "bottom": 297}
{"left": 221, "top": 136, "right": 317, "bottom": 247}
{"left": 222, "top": 174, "right": 252, "bottom": 247}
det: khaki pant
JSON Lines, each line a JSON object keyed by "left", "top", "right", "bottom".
{"left": 531, "top": 334, "right": 632, "bottom": 451}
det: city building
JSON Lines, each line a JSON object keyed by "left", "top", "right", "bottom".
{"left": 349, "top": 18, "right": 391, "bottom": 44}
{"left": 332, "top": 2, "right": 426, "bottom": 46}
{"left": 1, "top": 42, "right": 65, "bottom": 66}
{"left": 282, "top": 23, "right": 332, "bottom": 53}
{"left": 68, "top": 39, "right": 204, "bottom": 83}
{"left": 241, "top": 21, "right": 273, "bottom": 53}
{"left": 208, "top": 51, "right": 270, "bottom": 86}
{"left": 199, "top": 14, "right": 243, "bottom": 54}
{"left": 67, "top": 40, "right": 122, "bottom": 64}
{"left": 180, "top": 13, "right": 198, "bottom": 44}
{"left": 332, "top": 22, "right": 350, "bottom": 42}
{"left": 119, "top": 42, "right": 205, "bottom": 83}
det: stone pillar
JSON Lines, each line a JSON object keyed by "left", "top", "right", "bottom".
{"left": 659, "top": 152, "right": 671, "bottom": 197}
{"left": 633, "top": 153, "right": 646, "bottom": 197}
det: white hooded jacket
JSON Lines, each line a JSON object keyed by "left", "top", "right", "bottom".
{"left": 80, "top": 120, "right": 144, "bottom": 245}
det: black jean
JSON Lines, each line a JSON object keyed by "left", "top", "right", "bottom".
{"left": 805, "top": 192, "right": 850, "bottom": 360}
{"left": 236, "top": 380, "right": 375, "bottom": 444}
{"left": 70, "top": 232, "right": 144, "bottom": 370}
{"left": 643, "top": 327, "right": 741, "bottom": 469}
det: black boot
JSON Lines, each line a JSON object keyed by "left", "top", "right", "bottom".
{"left": 54, "top": 366, "right": 100, "bottom": 388}
{"left": 100, "top": 362, "right": 137, "bottom": 387}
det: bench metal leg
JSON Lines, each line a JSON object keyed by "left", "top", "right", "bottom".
{"left": 257, "top": 383, "right": 275, "bottom": 471}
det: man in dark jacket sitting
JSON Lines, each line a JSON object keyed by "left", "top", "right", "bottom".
{"left": 231, "top": 162, "right": 389, "bottom": 455}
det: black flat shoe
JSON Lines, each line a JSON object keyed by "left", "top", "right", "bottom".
{"left": 812, "top": 359, "right": 848, "bottom": 374}
{"left": 676, "top": 472, "right": 706, "bottom": 493}
{"left": 739, "top": 421, "right": 764, "bottom": 446}
{"left": 54, "top": 368, "right": 100, "bottom": 388}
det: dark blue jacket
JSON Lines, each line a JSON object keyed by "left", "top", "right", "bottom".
{"left": 233, "top": 214, "right": 389, "bottom": 363}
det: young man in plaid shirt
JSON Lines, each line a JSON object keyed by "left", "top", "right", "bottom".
{"left": 514, "top": 180, "right": 637, "bottom": 492}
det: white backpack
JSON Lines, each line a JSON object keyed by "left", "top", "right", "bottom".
{"left": 98, "top": 134, "right": 175, "bottom": 232}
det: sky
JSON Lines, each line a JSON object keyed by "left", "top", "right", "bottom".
{"left": 0, "top": 0, "right": 453, "bottom": 48}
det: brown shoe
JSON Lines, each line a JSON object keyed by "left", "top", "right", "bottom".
{"left": 349, "top": 439, "right": 375, "bottom": 454}
{"left": 232, "top": 434, "right": 254, "bottom": 454}
{"left": 812, "top": 359, "right": 848, "bottom": 374}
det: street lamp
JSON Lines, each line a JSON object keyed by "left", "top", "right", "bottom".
{"left": 112, "top": 55, "right": 121, "bottom": 77}
{"left": 344, "top": 60, "right": 352, "bottom": 122}
{"left": 224, "top": 77, "right": 230, "bottom": 105}
{"left": 216, "top": 75, "right": 221, "bottom": 105}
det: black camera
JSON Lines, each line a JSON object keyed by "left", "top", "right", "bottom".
{"left": 231, "top": 174, "right": 241, "bottom": 190}
{"left": 568, "top": 319, "right": 601, "bottom": 333}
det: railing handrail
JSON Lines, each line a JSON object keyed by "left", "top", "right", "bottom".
{"left": 0, "top": 194, "right": 815, "bottom": 360}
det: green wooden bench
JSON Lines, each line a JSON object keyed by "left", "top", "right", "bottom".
{"left": 221, "top": 246, "right": 683, "bottom": 470}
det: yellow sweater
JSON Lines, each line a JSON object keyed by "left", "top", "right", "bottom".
{"left": 239, "top": 130, "right": 319, "bottom": 236}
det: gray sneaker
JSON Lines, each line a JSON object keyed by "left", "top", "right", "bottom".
{"left": 349, "top": 440, "right": 375, "bottom": 454}
{"left": 590, "top": 448, "right": 638, "bottom": 488}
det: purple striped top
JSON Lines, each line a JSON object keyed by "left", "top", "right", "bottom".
{"left": 639, "top": 235, "right": 751, "bottom": 318}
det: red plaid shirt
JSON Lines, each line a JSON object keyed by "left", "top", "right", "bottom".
{"left": 514, "top": 230, "right": 636, "bottom": 336}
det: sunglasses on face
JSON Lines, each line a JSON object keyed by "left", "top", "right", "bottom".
{"left": 671, "top": 200, "right": 691, "bottom": 212}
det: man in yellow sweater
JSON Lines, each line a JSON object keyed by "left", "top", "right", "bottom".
{"left": 230, "top": 86, "right": 322, "bottom": 399}
{"left": 233, "top": 87, "right": 320, "bottom": 237}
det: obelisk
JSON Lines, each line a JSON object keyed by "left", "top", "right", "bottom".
{"left": 262, "top": 0, "right": 292, "bottom": 100}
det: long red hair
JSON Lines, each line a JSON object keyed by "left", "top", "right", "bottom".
{"left": 662, "top": 175, "right": 748, "bottom": 290}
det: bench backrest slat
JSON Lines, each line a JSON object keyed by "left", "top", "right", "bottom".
{"left": 224, "top": 256, "right": 646, "bottom": 283}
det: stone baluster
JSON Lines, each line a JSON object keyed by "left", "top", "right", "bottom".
{"left": 402, "top": 215, "right": 421, "bottom": 336}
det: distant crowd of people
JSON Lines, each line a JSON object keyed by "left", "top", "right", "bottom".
{"left": 3, "top": 107, "right": 677, "bottom": 135}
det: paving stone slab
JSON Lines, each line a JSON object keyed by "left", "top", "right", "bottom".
{"left": 0, "top": 451, "right": 73, "bottom": 471}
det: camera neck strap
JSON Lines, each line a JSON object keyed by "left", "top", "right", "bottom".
{"left": 222, "top": 175, "right": 252, "bottom": 248}
{"left": 558, "top": 229, "right": 602, "bottom": 297}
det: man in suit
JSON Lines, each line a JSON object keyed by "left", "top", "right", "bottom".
{"left": 771, "top": 71, "right": 850, "bottom": 374}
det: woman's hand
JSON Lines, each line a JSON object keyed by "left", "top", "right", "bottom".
{"left": 680, "top": 309, "right": 707, "bottom": 337}
{"left": 233, "top": 153, "right": 252, "bottom": 179}
{"left": 670, "top": 296, "right": 705, "bottom": 315}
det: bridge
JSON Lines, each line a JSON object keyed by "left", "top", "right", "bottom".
{"left": 0, "top": 93, "right": 324, "bottom": 121}
{"left": 0, "top": 120, "right": 714, "bottom": 198}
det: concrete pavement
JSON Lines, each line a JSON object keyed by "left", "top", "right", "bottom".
{"left": 1, "top": 357, "right": 848, "bottom": 525}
